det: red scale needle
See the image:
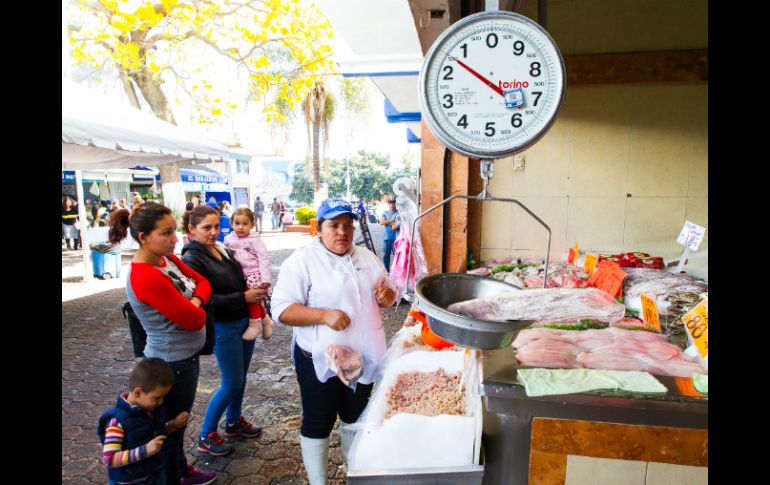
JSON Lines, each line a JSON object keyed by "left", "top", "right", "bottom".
{"left": 449, "top": 56, "right": 504, "bottom": 97}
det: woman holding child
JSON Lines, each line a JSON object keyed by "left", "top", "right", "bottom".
{"left": 181, "top": 204, "right": 269, "bottom": 458}
{"left": 109, "top": 202, "right": 218, "bottom": 485}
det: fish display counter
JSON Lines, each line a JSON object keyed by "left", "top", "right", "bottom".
{"left": 480, "top": 346, "right": 708, "bottom": 485}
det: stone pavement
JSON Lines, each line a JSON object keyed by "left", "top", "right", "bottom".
{"left": 62, "top": 223, "right": 411, "bottom": 484}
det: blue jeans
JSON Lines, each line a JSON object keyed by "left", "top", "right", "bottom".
{"left": 161, "top": 354, "right": 199, "bottom": 484}
{"left": 108, "top": 467, "right": 165, "bottom": 485}
{"left": 200, "top": 318, "right": 256, "bottom": 436}
{"left": 383, "top": 239, "right": 395, "bottom": 273}
{"left": 271, "top": 213, "right": 280, "bottom": 229}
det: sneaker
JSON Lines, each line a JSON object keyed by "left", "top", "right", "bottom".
{"left": 181, "top": 464, "right": 217, "bottom": 485}
{"left": 197, "top": 432, "right": 233, "bottom": 457}
{"left": 224, "top": 416, "right": 262, "bottom": 438}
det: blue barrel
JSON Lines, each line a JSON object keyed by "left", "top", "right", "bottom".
{"left": 92, "top": 251, "right": 122, "bottom": 279}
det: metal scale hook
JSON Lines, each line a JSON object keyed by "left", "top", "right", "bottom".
{"left": 397, "top": 157, "right": 553, "bottom": 312}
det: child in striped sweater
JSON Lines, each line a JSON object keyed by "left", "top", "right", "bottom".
{"left": 97, "top": 358, "right": 190, "bottom": 485}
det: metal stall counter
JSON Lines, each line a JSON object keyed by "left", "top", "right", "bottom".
{"left": 480, "top": 346, "right": 708, "bottom": 485}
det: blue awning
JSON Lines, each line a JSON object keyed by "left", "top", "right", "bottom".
{"left": 384, "top": 98, "right": 421, "bottom": 123}
{"left": 180, "top": 165, "right": 228, "bottom": 184}
{"left": 406, "top": 128, "right": 421, "bottom": 144}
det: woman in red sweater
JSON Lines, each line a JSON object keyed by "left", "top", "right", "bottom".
{"left": 109, "top": 202, "right": 218, "bottom": 485}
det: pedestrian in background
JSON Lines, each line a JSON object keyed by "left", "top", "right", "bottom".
{"left": 109, "top": 201, "right": 218, "bottom": 485}
{"left": 182, "top": 205, "right": 267, "bottom": 459}
{"left": 95, "top": 201, "right": 108, "bottom": 227}
{"left": 270, "top": 197, "right": 281, "bottom": 230}
{"left": 62, "top": 196, "right": 81, "bottom": 251}
{"left": 253, "top": 196, "right": 265, "bottom": 233}
{"left": 131, "top": 192, "right": 144, "bottom": 208}
{"left": 279, "top": 200, "right": 286, "bottom": 230}
{"left": 379, "top": 198, "right": 400, "bottom": 274}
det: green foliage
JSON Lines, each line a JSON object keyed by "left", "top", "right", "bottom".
{"left": 327, "top": 150, "right": 397, "bottom": 201}
{"left": 338, "top": 78, "right": 370, "bottom": 113}
{"left": 289, "top": 163, "right": 317, "bottom": 205}
{"left": 295, "top": 207, "right": 316, "bottom": 225}
{"left": 289, "top": 150, "right": 398, "bottom": 204}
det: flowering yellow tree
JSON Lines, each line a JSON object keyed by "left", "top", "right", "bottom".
{"left": 67, "top": 0, "right": 336, "bottom": 209}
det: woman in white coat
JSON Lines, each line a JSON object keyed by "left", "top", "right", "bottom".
{"left": 270, "top": 198, "right": 396, "bottom": 484}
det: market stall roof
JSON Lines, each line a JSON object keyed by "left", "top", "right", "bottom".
{"left": 179, "top": 164, "right": 229, "bottom": 184}
{"left": 62, "top": 81, "right": 231, "bottom": 169}
{"left": 317, "top": 0, "right": 423, "bottom": 141}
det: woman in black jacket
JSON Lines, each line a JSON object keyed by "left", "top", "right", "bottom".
{"left": 181, "top": 205, "right": 268, "bottom": 458}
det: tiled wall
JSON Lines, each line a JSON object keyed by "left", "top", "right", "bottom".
{"left": 480, "top": 83, "right": 707, "bottom": 265}
{"left": 521, "top": 0, "right": 708, "bottom": 56}
{"left": 528, "top": 418, "right": 708, "bottom": 485}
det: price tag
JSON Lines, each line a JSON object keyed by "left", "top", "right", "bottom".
{"left": 587, "top": 260, "right": 627, "bottom": 298}
{"left": 676, "top": 221, "right": 706, "bottom": 251}
{"left": 682, "top": 299, "right": 708, "bottom": 358}
{"left": 567, "top": 242, "right": 579, "bottom": 265}
{"left": 584, "top": 253, "right": 598, "bottom": 274}
{"left": 640, "top": 293, "right": 662, "bottom": 332}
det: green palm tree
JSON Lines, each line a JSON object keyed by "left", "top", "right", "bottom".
{"left": 302, "top": 80, "right": 336, "bottom": 193}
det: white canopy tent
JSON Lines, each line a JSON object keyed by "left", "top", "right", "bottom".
{"left": 62, "top": 81, "right": 232, "bottom": 281}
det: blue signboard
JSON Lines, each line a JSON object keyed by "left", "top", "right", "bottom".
{"left": 62, "top": 171, "right": 76, "bottom": 182}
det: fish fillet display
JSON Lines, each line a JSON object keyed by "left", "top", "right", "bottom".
{"left": 447, "top": 287, "right": 625, "bottom": 323}
{"left": 512, "top": 327, "right": 706, "bottom": 377}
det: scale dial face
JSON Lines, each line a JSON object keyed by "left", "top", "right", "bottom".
{"left": 419, "top": 11, "right": 566, "bottom": 159}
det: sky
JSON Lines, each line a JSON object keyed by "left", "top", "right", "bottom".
{"left": 63, "top": 0, "right": 421, "bottom": 173}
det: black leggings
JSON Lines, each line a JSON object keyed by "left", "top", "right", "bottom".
{"left": 293, "top": 343, "right": 373, "bottom": 438}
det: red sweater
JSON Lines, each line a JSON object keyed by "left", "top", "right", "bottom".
{"left": 129, "top": 255, "right": 212, "bottom": 331}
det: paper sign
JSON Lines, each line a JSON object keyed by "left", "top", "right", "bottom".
{"left": 584, "top": 253, "right": 598, "bottom": 273}
{"left": 640, "top": 294, "right": 662, "bottom": 332}
{"left": 682, "top": 299, "right": 708, "bottom": 358}
{"left": 587, "top": 260, "right": 627, "bottom": 298}
{"left": 676, "top": 221, "right": 706, "bottom": 251}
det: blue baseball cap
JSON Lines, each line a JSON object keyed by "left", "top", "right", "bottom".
{"left": 317, "top": 198, "right": 359, "bottom": 222}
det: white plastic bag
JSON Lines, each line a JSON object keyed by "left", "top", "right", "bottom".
{"left": 310, "top": 316, "right": 371, "bottom": 390}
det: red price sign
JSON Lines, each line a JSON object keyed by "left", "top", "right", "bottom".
{"left": 587, "top": 260, "right": 627, "bottom": 298}
{"left": 682, "top": 300, "right": 708, "bottom": 358}
{"left": 640, "top": 293, "right": 662, "bottom": 332}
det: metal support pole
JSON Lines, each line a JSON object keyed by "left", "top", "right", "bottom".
{"left": 75, "top": 170, "right": 93, "bottom": 282}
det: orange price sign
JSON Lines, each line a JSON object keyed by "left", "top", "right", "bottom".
{"left": 587, "top": 260, "right": 627, "bottom": 298}
{"left": 584, "top": 253, "right": 598, "bottom": 274}
{"left": 682, "top": 300, "right": 708, "bottom": 358}
{"left": 640, "top": 293, "right": 662, "bottom": 332}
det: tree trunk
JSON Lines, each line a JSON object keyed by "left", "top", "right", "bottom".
{"left": 312, "top": 120, "right": 321, "bottom": 192}
{"left": 128, "top": 70, "right": 185, "bottom": 214}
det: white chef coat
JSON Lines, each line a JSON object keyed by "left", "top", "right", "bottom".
{"left": 271, "top": 238, "right": 390, "bottom": 385}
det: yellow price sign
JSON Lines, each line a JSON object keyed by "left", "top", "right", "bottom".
{"left": 584, "top": 253, "right": 598, "bottom": 273}
{"left": 682, "top": 299, "right": 708, "bottom": 358}
{"left": 640, "top": 293, "right": 661, "bottom": 332}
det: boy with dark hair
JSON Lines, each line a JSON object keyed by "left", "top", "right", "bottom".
{"left": 97, "top": 358, "right": 192, "bottom": 485}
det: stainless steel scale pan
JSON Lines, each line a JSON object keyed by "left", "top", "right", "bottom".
{"left": 401, "top": 160, "right": 552, "bottom": 350}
